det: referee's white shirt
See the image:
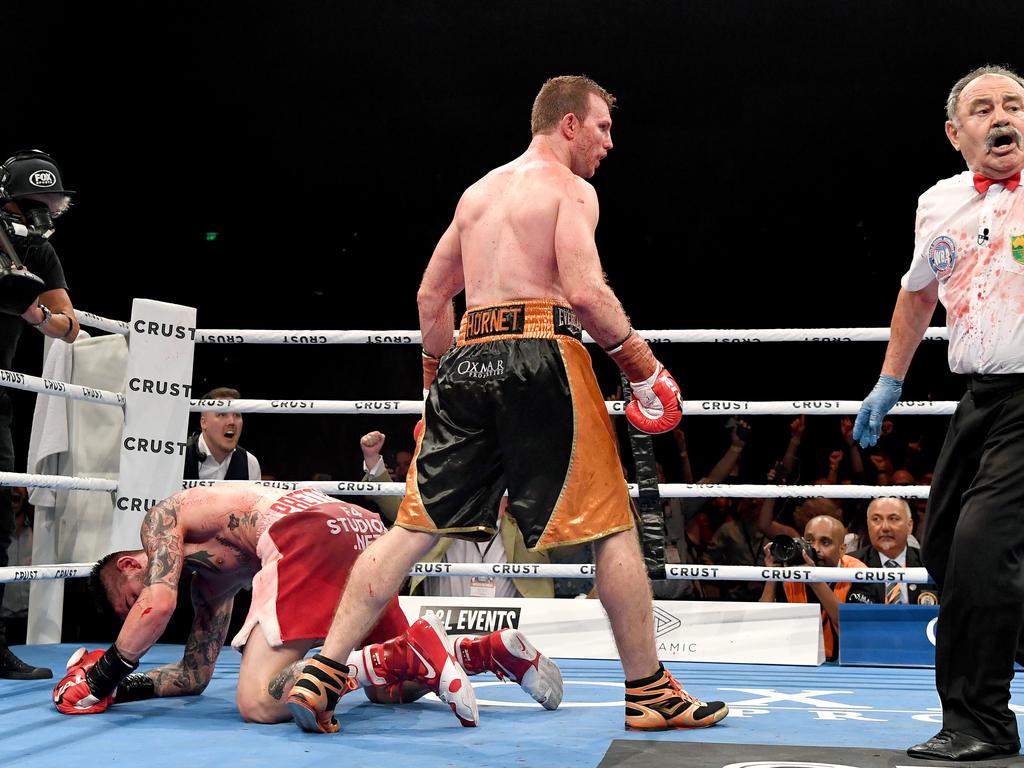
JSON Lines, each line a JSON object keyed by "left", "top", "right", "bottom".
{"left": 903, "top": 170, "right": 1024, "bottom": 374}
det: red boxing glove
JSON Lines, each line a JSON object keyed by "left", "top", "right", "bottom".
{"left": 53, "top": 648, "right": 115, "bottom": 715}
{"left": 626, "top": 364, "right": 683, "bottom": 434}
{"left": 413, "top": 419, "right": 425, "bottom": 443}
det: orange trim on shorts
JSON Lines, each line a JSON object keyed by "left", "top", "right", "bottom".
{"left": 394, "top": 405, "right": 498, "bottom": 540}
{"left": 457, "top": 299, "right": 581, "bottom": 345}
{"left": 533, "top": 337, "right": 634, "bottom": 551}
{"left": 395, "top": 408, "right": 436, "bottom": 533}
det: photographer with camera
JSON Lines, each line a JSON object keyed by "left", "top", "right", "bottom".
{"left": 758, "top": 515, "right": 881, "bottom": 660}
{"left": 0, "top": 150, "right": 80, "bottom": 679}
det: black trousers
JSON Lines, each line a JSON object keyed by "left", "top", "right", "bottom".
{"left": 0, "top": 392, "right": 15, "bottom": 646}
{"left": 921, "top": 373, "right": 1024, "bottom": 745}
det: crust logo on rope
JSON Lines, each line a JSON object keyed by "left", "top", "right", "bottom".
{"left": 1012, "top": 233, "right": 1024, "bottom": 265}
{"left": 419, "top": 606, "right": 520, "bottom": 635}
{"left": 463, "top": 304, "right": 524, "bottom": 340}
{"left": 926, "top": 235, "right": 957, "bottom": 281}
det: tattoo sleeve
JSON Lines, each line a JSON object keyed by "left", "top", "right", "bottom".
{"left": 141, "top": 493, "right": 186, "bottom": 591}
{"left": 145, "top": 582, "right": 235, "bottom": 697}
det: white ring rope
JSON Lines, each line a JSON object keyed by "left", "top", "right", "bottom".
{"left": 0, "top": 561, "right": 932, "bottom": 585}
{"left": 10, "top": 314, "right": 941, "bottom": 594}
{"left": 196, "top": 479, "right": 931, "bottom": 500}
{"left": 191, "top": 398, "right": 958, "bottom": 416}
{"left": 75, "top": 312, "right": 949, "bottom": 345}
{"left": 76, "top": 310, "right": 129, "bottom": 336}
{"left": 1, "top": 473, "right": 929, "bottom": 500}
{"left": 0, "top": 563, "right": 94, "bottom": 584}
{"left": 0, "top": 471, "right": 117, "bottom": 492}
{"left": 0, "top": 367, "right": 125, "bottom": 407}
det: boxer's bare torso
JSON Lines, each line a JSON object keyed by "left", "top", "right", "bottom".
{"left": 418, "top": 92, "right": 630, "bottom": 353}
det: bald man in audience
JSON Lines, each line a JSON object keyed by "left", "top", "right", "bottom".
{"left": 759, "top": 515, "right": 883, "bottom": 660}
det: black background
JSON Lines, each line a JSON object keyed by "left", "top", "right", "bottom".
{"left": 5, "top": 2, "right": 1017, "bottom": 487}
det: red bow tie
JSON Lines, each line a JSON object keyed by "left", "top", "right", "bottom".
{"left": 973, "top": 172, "right": 1021, "bottom": 194}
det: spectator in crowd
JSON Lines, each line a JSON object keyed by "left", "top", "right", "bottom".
{"left": 660, "top": 420, "right": 752, "bottom": 599}
{"left": 666, "top": 419, "right": 752, "bottom": 548}
{"left": 183, "top": 387, "right": 261, "bottom": 480}
{"left": 703, "top": 498, "right": 766, "bottom": 601}
{"left": 359, "top": 430, "right": 400, "bottom": 525}
{"left": 0, "top": 149, "right": 81, "bottom": 680}
{"left": 759, "top": 515, "right": 882, "bottom": 660}
{"left": 0, "top": 488, "right": 32, "bottom": 646}
{"left": 392, "top": 448, "right": 414, "bottom": 482}
{"left": 851, "top": 498, "right": 938, "bottom": 605}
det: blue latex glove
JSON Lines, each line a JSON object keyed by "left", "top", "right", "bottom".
{"left": 852, "top": 375, "right": 903, "bottom": 448}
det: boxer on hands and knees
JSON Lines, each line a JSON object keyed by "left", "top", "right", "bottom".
{"left": 288, "top": 75, "right": 727, "bottom": 733}
{"left": 56, "top": 484, "right": 550, "bottom": 728}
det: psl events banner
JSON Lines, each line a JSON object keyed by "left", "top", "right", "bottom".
{"left": 111, "top": 299, "right": 197, "bottom": 551}
{"left": 399, "top": 596, "right": 826, "bottom": 665}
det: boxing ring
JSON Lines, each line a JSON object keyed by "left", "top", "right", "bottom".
{"left": 3, "top": 306, "right": 1021, "bottom": 767}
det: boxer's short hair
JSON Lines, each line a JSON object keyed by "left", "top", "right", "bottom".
{"left": 531, "top": 75, "right": 615, "bottom": 136}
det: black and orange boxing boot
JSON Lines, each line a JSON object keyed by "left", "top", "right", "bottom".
{"left": 287, "top": 653, "right": 358, "bottom": 733}
{"left": 455, "top": 629, "right": 563, "bottom": 710}
{"left": 624, "top": 664, "right": 728, "bottom": 730}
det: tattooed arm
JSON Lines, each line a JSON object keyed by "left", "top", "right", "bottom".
{"left": 114, "top": 494, "right": 187, "bottom": 661}
{"left": 144, "top": 579, "right": 237, "bottom": 697}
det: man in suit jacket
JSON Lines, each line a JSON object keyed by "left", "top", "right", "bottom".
{"left": 852, "top": 497, "right": 938, "bottom": 605}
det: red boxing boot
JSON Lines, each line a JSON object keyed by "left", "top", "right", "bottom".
{"left": 363, "top": 612, "right": 479, "bottom": 727}
{"left": 456, "top": 629, "right": 563, "bottom": 710}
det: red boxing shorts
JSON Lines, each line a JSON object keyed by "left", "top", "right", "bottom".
{"left": 397, "top": 299, "right": 634, "bottom": 551}
{"left": 231, "top": 501, "right": 408, "bottom": 650}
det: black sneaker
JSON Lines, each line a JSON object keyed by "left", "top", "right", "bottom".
{"left": 0, "top": 645, "right": 53, "bottom": 680}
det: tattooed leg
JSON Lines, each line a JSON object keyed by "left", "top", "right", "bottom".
{"left": 268, "top": 661, "right": 305, "bottom": 702}
{"left": 237, "top": 634, "right": 319, "bottom": 723}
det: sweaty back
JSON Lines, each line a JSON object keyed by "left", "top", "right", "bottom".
{"left": 457, "top": 157, "right": 577, "bottom": 307}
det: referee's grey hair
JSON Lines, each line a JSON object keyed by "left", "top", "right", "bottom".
{"left": 946, "top": 64, "right": 1024, "bottom": 125}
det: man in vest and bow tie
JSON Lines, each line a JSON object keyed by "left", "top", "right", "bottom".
{"left": 184, "top": 387, "right": 262, "bottom": 481}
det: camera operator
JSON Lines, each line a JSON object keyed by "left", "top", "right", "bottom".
{"left": 758, "top": 515, "right": 881, "bottom": 661}
{"left": 0, "top": 150, "right": 79, "bottom": 680}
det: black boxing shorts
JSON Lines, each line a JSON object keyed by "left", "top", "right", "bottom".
{"left": 396, "top": 299, "right": 633, "bottom": 551}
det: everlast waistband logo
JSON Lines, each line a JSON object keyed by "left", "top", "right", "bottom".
{"left": 552, "top": 306, "right": 582, "bottom": 339}
{"left": 464, "top": 304, "right": 525, "bottom": 339}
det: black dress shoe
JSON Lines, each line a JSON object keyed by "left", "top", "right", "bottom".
{"left": 907, "top": 729, "right": 1021, "bottom": 761}
{"left": 0, "top": 645, "right": 53, "bottom": 680}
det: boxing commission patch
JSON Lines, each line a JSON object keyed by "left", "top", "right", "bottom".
{"left": 926, "top": 235, "right": 957, "bottom": 281}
